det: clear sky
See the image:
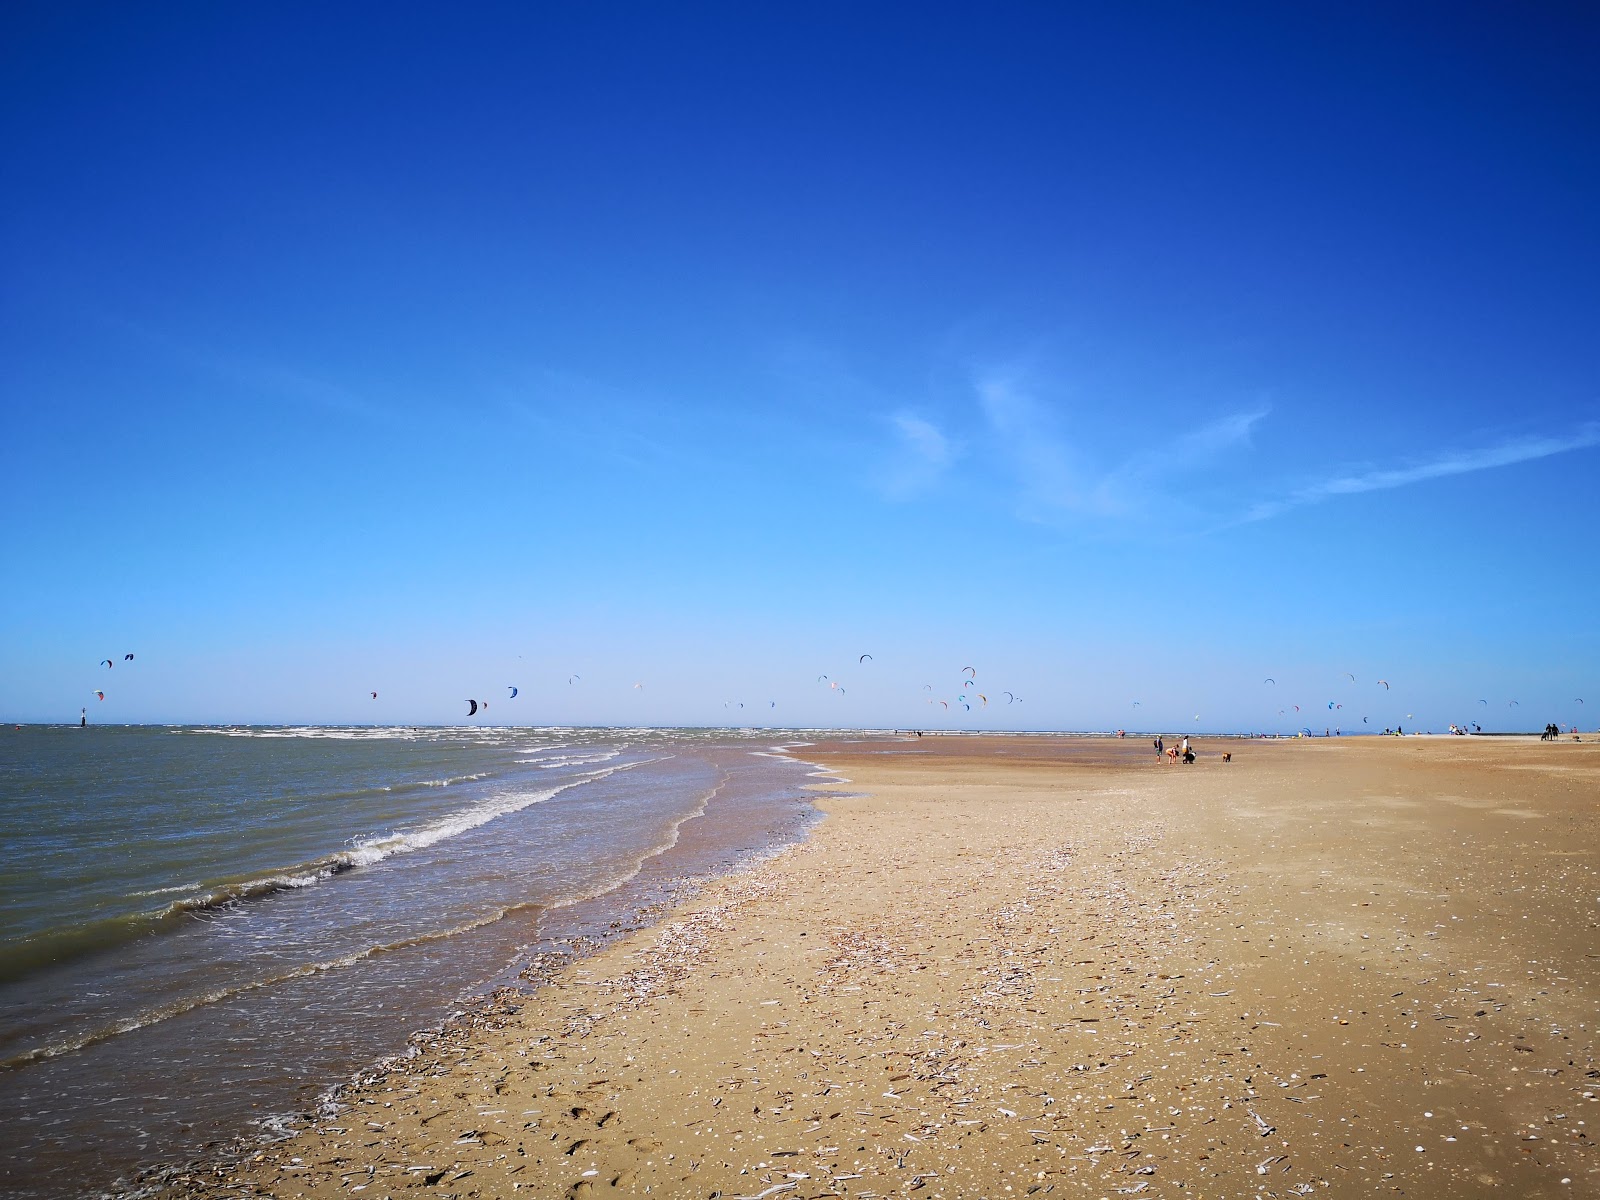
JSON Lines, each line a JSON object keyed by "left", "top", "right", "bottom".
{"left": 2, "top": 2, "right": 1596, "bottom": 733}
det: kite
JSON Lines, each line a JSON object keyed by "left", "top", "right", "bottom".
{"left": 1479, "top": 699, "right": 1489, "bottom": 705}
{"left": 977, "top": 694, "right": 988, "bottom": 706}
{"left": 922, "top": 684, "right": 933, "bottom": 691}
{"left": 100, "top": 659, "right": 113, "bottom": 669}
{"left": 939, "top": 701, "right": 948, "bottom": 709}
{"left": 818, "top": 675, "right": 828, "bottom": 683}
{"left": 962, "top": 666, "right": 976, "bottom": 678}
{"left": 963, "top": 679, "right": 975, "bottom": 689}
{"left": 508, "top": 686, "right": 518, "bottom": 698}
{"left": 1378, "top": 680, "right": 1390, "bottom": 689}
{"left": 93, "top": 690, "right": 105, "bottom": 701}
{"left": 859, "top": 654, "right": 873, "bottom": 663}
{"left": 568, "top": 675, "right": 580, "bottom": 684}
{"left": 1006, "top": 692, "right": 1017, "bottom": 703}
{"left": 1263, "top": 678, "right": 1275, "bottom": 685}
{"left": 124, "top": 654, "right": 134, "bottom": 661}
{"left": 1578, "top": 698, "right": 1585, "bottom": 704}
{"left": 1345, "top": 673, "right": 1356, "bottom": 682}
{"left": 1293, "top": 705, "right": 1300, "bottom": 712}
{"left": 633, "top": 682, "right": 644, "bottom": 689}
{"left": 770, "top": 701, "right": 776, "bottom": 708}
{"left": 1132, "top": 700, "right": 1141, "bottom": 707}
{"left": 370, "top": 691, "right": 378, "bottom": 700}
{"left": 466, "top": 699, "right": 478, "bottom": 716}
{"left": 1509, "top": 700, "right": 1519, "bottom": 707}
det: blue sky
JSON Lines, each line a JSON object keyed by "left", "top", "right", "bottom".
{"left": 2, "top": 2, "right": 1596, "bottom": 732}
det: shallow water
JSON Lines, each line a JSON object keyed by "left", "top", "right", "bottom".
{"left": 0, "top": 725, "right": 851, "bottom": 1198}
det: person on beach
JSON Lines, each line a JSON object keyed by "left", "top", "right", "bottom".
{"left": 1154, "top": 736, "right": 1164, "bottom": 758}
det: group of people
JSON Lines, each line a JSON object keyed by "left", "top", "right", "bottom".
{"left": 1153, "top": 735, "right": 1195, "bottom": 764}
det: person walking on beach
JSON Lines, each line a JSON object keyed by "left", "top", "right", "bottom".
{"left": 1154, "top": 736, "right": 1164, "bottom": 758}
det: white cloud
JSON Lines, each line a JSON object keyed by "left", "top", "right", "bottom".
{"left": 892, "top": 412, "right": 954, "bottom": 468}
{"left": 975, "top": 372, "right": 1265, "bottom": 522}
{"left": 881, "top": 411, "right": 960, "bottom": 498}
{"left": 1243, "top": 422, "right": 1600, "bottom": 522}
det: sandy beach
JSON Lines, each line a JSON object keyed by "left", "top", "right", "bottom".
{"left": 158, "top": 734, "right": 1599, "bottom": 1199}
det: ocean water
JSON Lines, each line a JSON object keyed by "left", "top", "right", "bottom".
{"left": 0, "top": 725, "right": 843, "bottom": 1198}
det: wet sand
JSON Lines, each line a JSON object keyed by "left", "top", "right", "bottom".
{"left": 161, "top": 735, "right": 1599, "bottom": 1198}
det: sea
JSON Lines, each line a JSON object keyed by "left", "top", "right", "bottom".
{"left": 0, "top": 724, "right": 850, "bottom": 1198}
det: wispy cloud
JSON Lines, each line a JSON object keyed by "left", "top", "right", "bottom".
{"left": 880, "top": 411, "right": 960, "bottom": 498}
{"left": 1243, "top": 423, "right": 1600, "bottom": 522}
{"left": 976, "top": 375, "right": 1095, "bottom": 514}
{"left": 975, "top": 372, "right": 1266, "bottom": 522}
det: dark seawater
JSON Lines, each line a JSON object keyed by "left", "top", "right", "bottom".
{"left": 0, "top": 725, "right": 849, "bottom": 1198}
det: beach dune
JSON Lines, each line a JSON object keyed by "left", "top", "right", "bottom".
{"left": 164, "top": 735, "right": 1599, "bottom": 1198}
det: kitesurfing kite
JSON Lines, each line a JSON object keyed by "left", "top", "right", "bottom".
{"left": 859, "top": 654, "right": 873, "bottom": 663}
{"left": 1345, "top": 673, "right": 1356, "bottom": 682}
{"left": 1263, "top": 678, "right": 1275, "bottom": 685}
{"left": 1007, "top": 692, "right": 1017, "bottom": 703}
{"left": 124, "top": 654, "right": 134, "bottom": 661}
{"left": 962, "top": 666, "right": 976, "bottom": 677}
{"left": 508, "top": 686, "right": 518, "bottom": 698}
{"left": 370, "top": 691, "right": 378, "bottom": 699}
{"left": 100, "top": 659, "right": 113, "bottom": 669}
{"left": 977, "top": 694, "right": 988, "bottom": 706}
{"left": 93, "top": 690, "right": 105, "bottom": 701}
{"left": 1378, "top": 680, "right": 1390, "bottom": 690}
{"left": 466, "top": 699, "right": 478, "bottom": 716}
{"left": 568, "top": 675, "right": 580, "bottom": 684}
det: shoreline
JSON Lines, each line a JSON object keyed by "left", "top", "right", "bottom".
{"left": 157, "top": 735, "right": 1598, "bottom": 1196}
{"left": 1, "top": 735, "right": 832, "bottom": 1200}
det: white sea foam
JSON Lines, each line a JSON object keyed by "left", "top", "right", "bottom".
{"left": 339, "top": 763, "right": 631, "bottom": 869}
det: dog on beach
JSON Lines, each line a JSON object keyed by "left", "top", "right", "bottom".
{"left": 1222, "top": 751, "right": 1232, "bottom": 763}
